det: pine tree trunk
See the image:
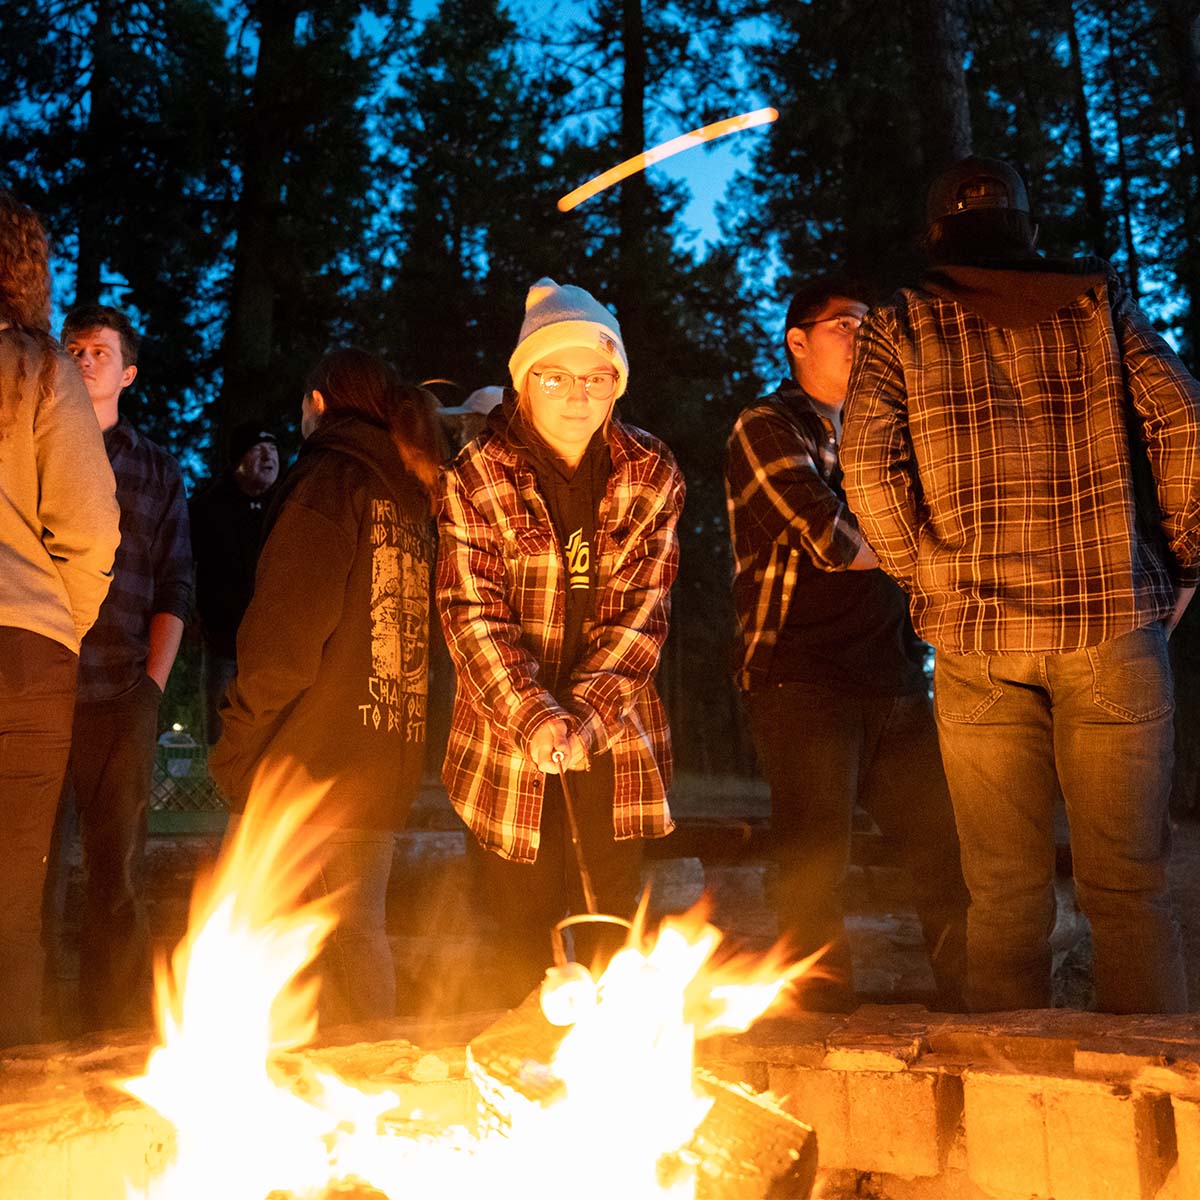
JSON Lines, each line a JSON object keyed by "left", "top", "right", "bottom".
{"left": 74, "top": 0, "right": 114, "bottom": 305}
{"left": 908, "top": 0, "right": 972, "bottom": 171}
{"left": 616, "top": 0, "right": 647, "bottom": 427}
{"left": 1157, "top": 2, "right": 1200, "bottom": 816}
{"left": 217, "top": 0, "right": 298, "bottom": 447}
{"left": 1159, "top": 0, "right": 1200, "bottom": 365}
{"left": 1064, "top": 0, "right": 1111, "bottom": 257}
{"left": 1105, "top": 7, "right": 1140, "bottom": 296}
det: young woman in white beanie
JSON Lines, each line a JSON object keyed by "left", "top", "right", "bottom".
{"left": 437, "top": 278, "right": 685, "bottom": 1004}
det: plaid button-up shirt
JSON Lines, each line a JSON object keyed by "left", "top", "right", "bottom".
{"left": 724, "top": 380, "right": 867, "bottom": 691}
{"left": 841, "top": 266, "right": 1200, "bottom": 654}
{"left": 77, "top": 417, "right": 193, "bottom": 701}
{"left": 437, "top": 414, "right": 683, "bottom": 863}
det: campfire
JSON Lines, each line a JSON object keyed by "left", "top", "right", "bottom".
{"left": 118, "top": 768, "right": 818, "bottom": 1198}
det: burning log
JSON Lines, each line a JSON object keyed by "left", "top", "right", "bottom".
{"left": 678, "top": 1070, "right": 817, "bottom": 1199}
{"left": 467, "top": 994, "right": 817, "bottom": 1199}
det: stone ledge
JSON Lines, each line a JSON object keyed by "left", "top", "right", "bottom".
{"left": 700, "top": 1006, "right": 1200, "bottom": 1200}
{"left": 6, "top": 1005, "right": 1200, "bottom": 1200}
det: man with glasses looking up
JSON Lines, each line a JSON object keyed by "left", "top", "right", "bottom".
{"left": 724, "top": 277, "right": 968, "bottom": 1012}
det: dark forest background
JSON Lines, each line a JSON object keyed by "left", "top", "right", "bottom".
{"left": 3, "top": 0, "right": 1200, "bottom": 809}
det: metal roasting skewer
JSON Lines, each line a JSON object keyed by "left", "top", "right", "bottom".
{"left": 551, "top": 747, "right": 598, "bottom": 915}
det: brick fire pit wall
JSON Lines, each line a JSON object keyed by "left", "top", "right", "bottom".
{"left": 3, "top": 1007, "right": 1200, "bottom": 1199}
{"left": 700, "top": 1005, "right": 1200, "bottom": 1200}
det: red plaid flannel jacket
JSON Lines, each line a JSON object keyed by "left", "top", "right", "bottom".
{"left": 436, "top": 414, "right": 684, "bottom": 863}
{"left": 842, "top": 266, "right": 1200, "bottom": 653}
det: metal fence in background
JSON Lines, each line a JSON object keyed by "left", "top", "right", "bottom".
{"left": 151, "top": 729, "right": 227, "bottom": 830}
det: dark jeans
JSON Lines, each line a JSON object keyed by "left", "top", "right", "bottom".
{"left": 309, "top": 828, "right": 397, "bottom": 1027}
{"left": 934, "top": 624, "right": 1186, "bottom": 1014}
{"left": 222, "top": 814, "right": 397, "bottom": 1028}
{"left": 469, "top": 753, "right": 643, "bottom": 1008}
{"left": 61, "top": 673, "right": 162, "bottom": 1032}
{"left": 202, "top": 646, "right": 238, "bottom": 745}
{"left": 0, "top": 628, "right": 77, "bottom": 1047}
{"left": 744, "top": 681, "right": 968, "bottom": 1011}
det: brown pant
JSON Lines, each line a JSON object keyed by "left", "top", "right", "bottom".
{"left": 0, "top": 627, "right": 77, "bottom": 1047}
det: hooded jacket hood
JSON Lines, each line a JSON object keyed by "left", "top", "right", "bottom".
{"left": 277, "top": 412, "right": 422, "bottom": 518}
{"left": 922, "top": 256, "right": 1110, "bottom": 328}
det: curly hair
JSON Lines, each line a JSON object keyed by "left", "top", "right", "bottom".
{"left": 0, "top": 189, "right": 58, "bottom": 426}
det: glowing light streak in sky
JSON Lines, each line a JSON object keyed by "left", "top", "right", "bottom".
{"left": 557, "top": 106, "right": 779, "bottom": 212}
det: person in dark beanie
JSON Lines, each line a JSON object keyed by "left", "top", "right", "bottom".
{"left": 842, "top": 156, "right": 1200, "bottom": 1014}
{"left": 438, "top": 278, "right": 684, "bottom": 1006}
{"left": 210, "top": 350, "right": 442, "bottom": 1026}
{"left": 190, "top": 422, "right": 281, "bottom": 742}
{"left": 725, "top": 277, "right": 967, "bottom": 1012}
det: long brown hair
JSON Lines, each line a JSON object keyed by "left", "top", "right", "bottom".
{"left": 0, "top": 189, "right": 57, "bottom": 423}
{"left": 305, "top": 347, "right": 444, "bottom": 505}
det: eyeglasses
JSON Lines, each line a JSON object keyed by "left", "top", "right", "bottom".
{"left": 531, "top": 368, "right": 619, "bottom": 402}
{"left": 795, "top": 315, "right": 864, "bottom": 334}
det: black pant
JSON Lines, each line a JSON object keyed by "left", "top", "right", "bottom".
{"left": 59, "top": 674, "right": 162, "bottom": 1032}
{"left": 469, "top": 753, "right": 642, "bottom": 1007}
{"left": 0, "top": 628, "right": 77, "bottom": 1047}
{"left": 745, "top": 681, "right": 968, "bottom": 1011}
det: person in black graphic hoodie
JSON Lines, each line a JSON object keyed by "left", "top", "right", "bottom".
{"left": 210, "top": 348, "right": 443, "bottom": 1025}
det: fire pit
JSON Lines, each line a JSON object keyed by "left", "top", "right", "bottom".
{"left": 10, "top": 767, "right": 1196, "bottom": 1200}
{"left": 4, "top": 1004, "right": 1200, "bottom": 1199}
{"left": 22, "top": 772, "right": 816, "bottom": 1199}
{"left": 0, "top": 1003, "right": 815, "bottom": 1200}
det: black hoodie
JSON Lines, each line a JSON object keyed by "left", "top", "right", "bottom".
{"left": 921, "top": 255, "right": 1108, "bottom": 328}
{"left": 210, "top": 414, "right": 433, "bottom": 828}
{"left": 509, "top": 411, "right": 610, "bottom": 695}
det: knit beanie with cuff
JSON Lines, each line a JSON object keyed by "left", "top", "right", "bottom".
{"left": 508, "top": 278, "right": 629, "bottom": 401}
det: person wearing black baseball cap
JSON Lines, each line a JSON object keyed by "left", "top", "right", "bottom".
{"left": 189, "top": 422, "right": 281, "bottom": 742}
{"left": 841, "top": 155, "right": 1200, "bottom": 1016}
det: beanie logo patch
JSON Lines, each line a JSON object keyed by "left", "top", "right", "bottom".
{"left": 598, "top": 333, "right": 616, "bottom": 357}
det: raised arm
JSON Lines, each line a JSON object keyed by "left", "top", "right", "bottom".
{"left": 726, "top": 402, "right": 874, "bottom": 572}
{"left": 841, "top": 312, "right": 921, "bottom": 589}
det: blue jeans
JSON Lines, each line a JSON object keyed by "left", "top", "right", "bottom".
{"left": 202, "top": 648, "right": 238, "bottom": 746}
{"left": 933, "top": 624, "right": 1186, "bottom": 1014}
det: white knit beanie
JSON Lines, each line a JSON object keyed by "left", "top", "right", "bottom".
{"left": 508, "top": 278, "right": 629, "bottom": 401}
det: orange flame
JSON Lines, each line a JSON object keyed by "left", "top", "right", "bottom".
{"left": 122, "top": 765, "right": 813, "bottom": 1198}
{"left": 557, "top": 106, "right": 779, "bottom": 212}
